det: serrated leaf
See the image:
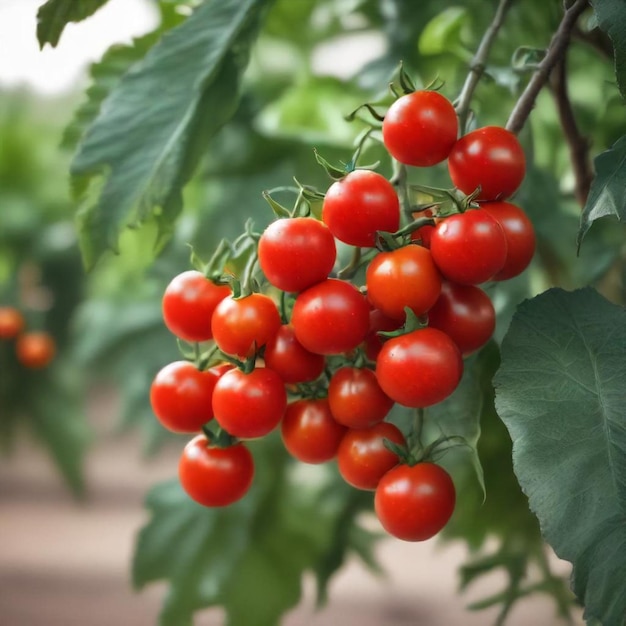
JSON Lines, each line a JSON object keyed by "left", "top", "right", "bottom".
{"left": 133, "top": 440, "right": 380, "bottom": 626}
{"left": 36, "top": 0, "right": 110, "bottom": 48}
{"left": 577, "top": 134, "right": 626, "bottom": 248}
{"left": 494, "top": 287, "right": 626, "bottom": 626}
{"left": 71, "top": 0, "right": 272, "bottom": 269}
{"left": 592, "top": 0, "right": 626, "bottom": 98}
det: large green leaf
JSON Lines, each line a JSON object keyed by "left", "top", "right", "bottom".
{"left": 592, "top": 0, "right": 626, "bottom": 98}
{"left": 578, "top": 134, "right": 626, "bottom": 249}
{"left": 494, "top": 287, "right": 626, "bottom": 626}
{"left": 36, "top": 0, "right": 110, "bottom": 48}
{"left": 71, "top": 0, "right": 273, "bottom": 269}
{"left": 133, "top": 439, "right": 378, "bottom": 626}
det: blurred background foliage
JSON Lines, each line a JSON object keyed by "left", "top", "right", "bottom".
{"left": 1, "top": 0, "right": 624, "bottom": 624}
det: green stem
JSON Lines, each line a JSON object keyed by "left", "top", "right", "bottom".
{"left": 456, "top": 0, "right": 515, "bottom": 133}
{"left": 337, "top": 247, "right": 362, "bottom": 280}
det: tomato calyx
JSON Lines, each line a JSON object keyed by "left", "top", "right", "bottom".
{"left": 201, "top": 423, "right": 239, "bottom": 449}
{"left": 377, "top": 307, "right": 428, "bottom": 339}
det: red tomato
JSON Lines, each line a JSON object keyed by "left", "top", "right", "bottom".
{"left": 375, "top": 462, "right": 456, "bottom": 541}
{"left": 150, "top": 361, "right": 221, "bottom": 433}
{"left": 448, "top": 126, "right": 525, "bottom": 201}
{"left": 179, "top": 435, "right": 254, "bottom": 507}
{"left": 263, "top": 325, "right": 325, "bottom": 384}
{"left": 366, "top": 244, "right": 442, "bottom": 320}
{"left": 212, "top": 367, "right": 286, "bottom": 439}
{"left": 15, "top": 332, "right": 55, "bottom": 369}
{"left": 281, "top": 398, "right": 347, "bottom": 464}
{"left": 427, "top": 282, "right": 495, "bottom": 356}
{"left": 328, "top": 366, "right": 394, "bottom": 429}
{"left": 211, "top": 293, "right": 281, "bottom": 358}
{"left": 382, "top": 90, "right": 458, "bottom": 167}
{"left": 291, "top": 279, "right": 370, "bottom": 355}
{"left": 322, "top": 170, "right": 400, "bottom": 247}
{"left": 480, "top": 201, "right": 536, "bottom": 280}
{"left": 162, "top": 271, "right": 230, "bottom": 342}
{"left": 0, "top": 307, "right": 24, "bottom": 339}
{"left": 430, "top": 210, "right": 507, "bottom": 285}
{"left": 258, "top": 217, "right": 336, "bottom": 292}
{"left": 376, "top": 327, "right": 462, "bottom": 407}
{"left": 337, "top": 422, "right": 405, "bottom": 490}
{"left": 363, "top": 307, "right": 403, "bottom": 361}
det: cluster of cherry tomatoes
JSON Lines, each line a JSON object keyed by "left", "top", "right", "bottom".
{"left": 150, "top": 87, "right": 535, "bottom": 542}
{"left": 0, "top": 306, "right": 56, "bottom": 369}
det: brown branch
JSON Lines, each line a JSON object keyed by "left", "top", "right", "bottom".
{"left": 505, "top": 0, "right": 589, "bottom": 134}
{"left": 455, "top": 0, "right": 515, "bottom": 133}
{"left": 548, "top": 54, "right": 593, "bottom": 205}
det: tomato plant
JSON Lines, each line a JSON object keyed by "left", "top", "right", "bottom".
{"left": 178, "top": 434, "right": 254, "bottom": 507}
{"left": 375, "top": 463, "right": 456, "bottom": 541}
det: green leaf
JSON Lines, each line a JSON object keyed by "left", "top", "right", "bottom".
{"left": 592, "top": 0, "right": 626, "bottom": 98}
{"left": 71, "top": 0, "right": 272, "bottom": 269}
{"left": 418, "top": 6, "right": 468, "bottom": 56}
{"left": 494, "top": 287, "right": 626, "bottom": 626}
{"left": 577, "top": 134, "right": 626, "bottom": 249}
{"left": 133, "top": 439, "right": 379, "bottom": 626}
{"left": 36, "top": 0, "right": 110, "bottom": 48}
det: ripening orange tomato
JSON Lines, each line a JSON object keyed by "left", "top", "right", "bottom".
{"left": 16, "top": 332, "right": 56, "bottom": 369}
{"left": 0, "top": 307, "right": 24, "bottom": 340}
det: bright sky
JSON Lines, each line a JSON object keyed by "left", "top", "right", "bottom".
{"left": 0, "top": 0, "right": 158, "bottom": 95}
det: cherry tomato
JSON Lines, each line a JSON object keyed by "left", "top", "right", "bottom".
{"left": 363, "top": 308, "right": 403, "bottom": 361}
{"left": 291, "top": 279, "right": 369, "bottom": 355}
{"left": 281, "top": 398, "right": 347, "bottom": 464}
{"left": 382, "top": 90, "right": 458, "bottom": 167}
{"left": 263, "top": 325, "right": 325, "bottom": 384}
{"left": 376, "top": 327, "right": 462, "bottom": 407}
{"left": 258, "top": 217, "right": 336, "bottom": 292}
{"left": 179, "top": 434, "right": 254, "bottom": 507}
{"left": 375, "top": 462, "right": 456, "bottom": 541}
{"left": 366, "top": 244, "right": 442, "bottom": 320}
{"left": 0, "top": 307, "right": 24, "bottom": 339}
{"left": 212, "top": 367, "right": 286, "bottom": 439}
{"left": 150, "top": 361, "right": 222, "bottom": 433}
{"left": 448, "top": 126, "right": 525, "bottom": 201}
{"left": 322, "top": 170, "right": 400, "bottom": 247}
{"left": 430, "top": 210, "right": 507, "bottom": 285}
{"left": 328, "top": 366, "right": 394, "bottom": 429}
{"left": 337, "top": 422, "right": 405, "bottom": 491}
{"left": 16, "top": 332, "right": 56, "bottom": 369}
{"left": 211, "top": 293, "right": 281, "bottom": 358}
{"left": 162, "top": 271, "right": 230, "bottom": 342}
{"left": 427, "top": 282, "right": 495, "bottom": 356}
{"left": 480, "top": 201, "right": 536, "bottom": 280}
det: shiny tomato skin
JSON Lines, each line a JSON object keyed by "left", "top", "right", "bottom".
{"left": 375, "top": 462, "right": 456, "bottom": 541}
{"left": 328, "top": 366, "right": 394, "bottom": 429}
{"left": 0, "top": 307, "right": 24, "bottom": 339}
{"left": 337, "top": 422, "right": 405, "bottom": 491}
{"left": 150, "top": 361, "right": 220, "bottom": 433}
{"left": 322, "top": 170, "right": 400, "bottom": 247}
{"left": 366, "top": 244, "right": 442, "bottom": 320}
{"left": 448, "top": 126, "right": 526, "bottom": 201}
{"left": 430, "top": 210, "right": 508, "bottom": 285}
{"left": 376, "top": 327, "right": 463, "bottom": 408}
{"left": 263, "top": 325, "right": 325, "bottom": 384}
{"left": 258, "top": 217, "right": 336, "bottom": 292}
{"left": 211, "top": 293, "right": 281, "bottom": 358}
{"left": 162, "top": 271, "right": 230, "bottom": 342}
{"left": 382, "top": 90, "right": 458, "bottom": 167}
{"left": 480, "top": 201, "right": 536, "bottom": 280}
{"left": 291, "top": 279, "right": 370, "bottom": 355}
{"left": 281, "top": 398, "right": 347, "bottom": 464}
{"left": 212, "top": 367, "right": 286, "bottom": 439}
{"left": 178, "top": 435, "right": 254, "bottom": 507}
{"left": 427, "top": 282, "right": 495, "bottom": 356}
{"left": 16, "top": 332, "right": 56, "bottom": 369}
